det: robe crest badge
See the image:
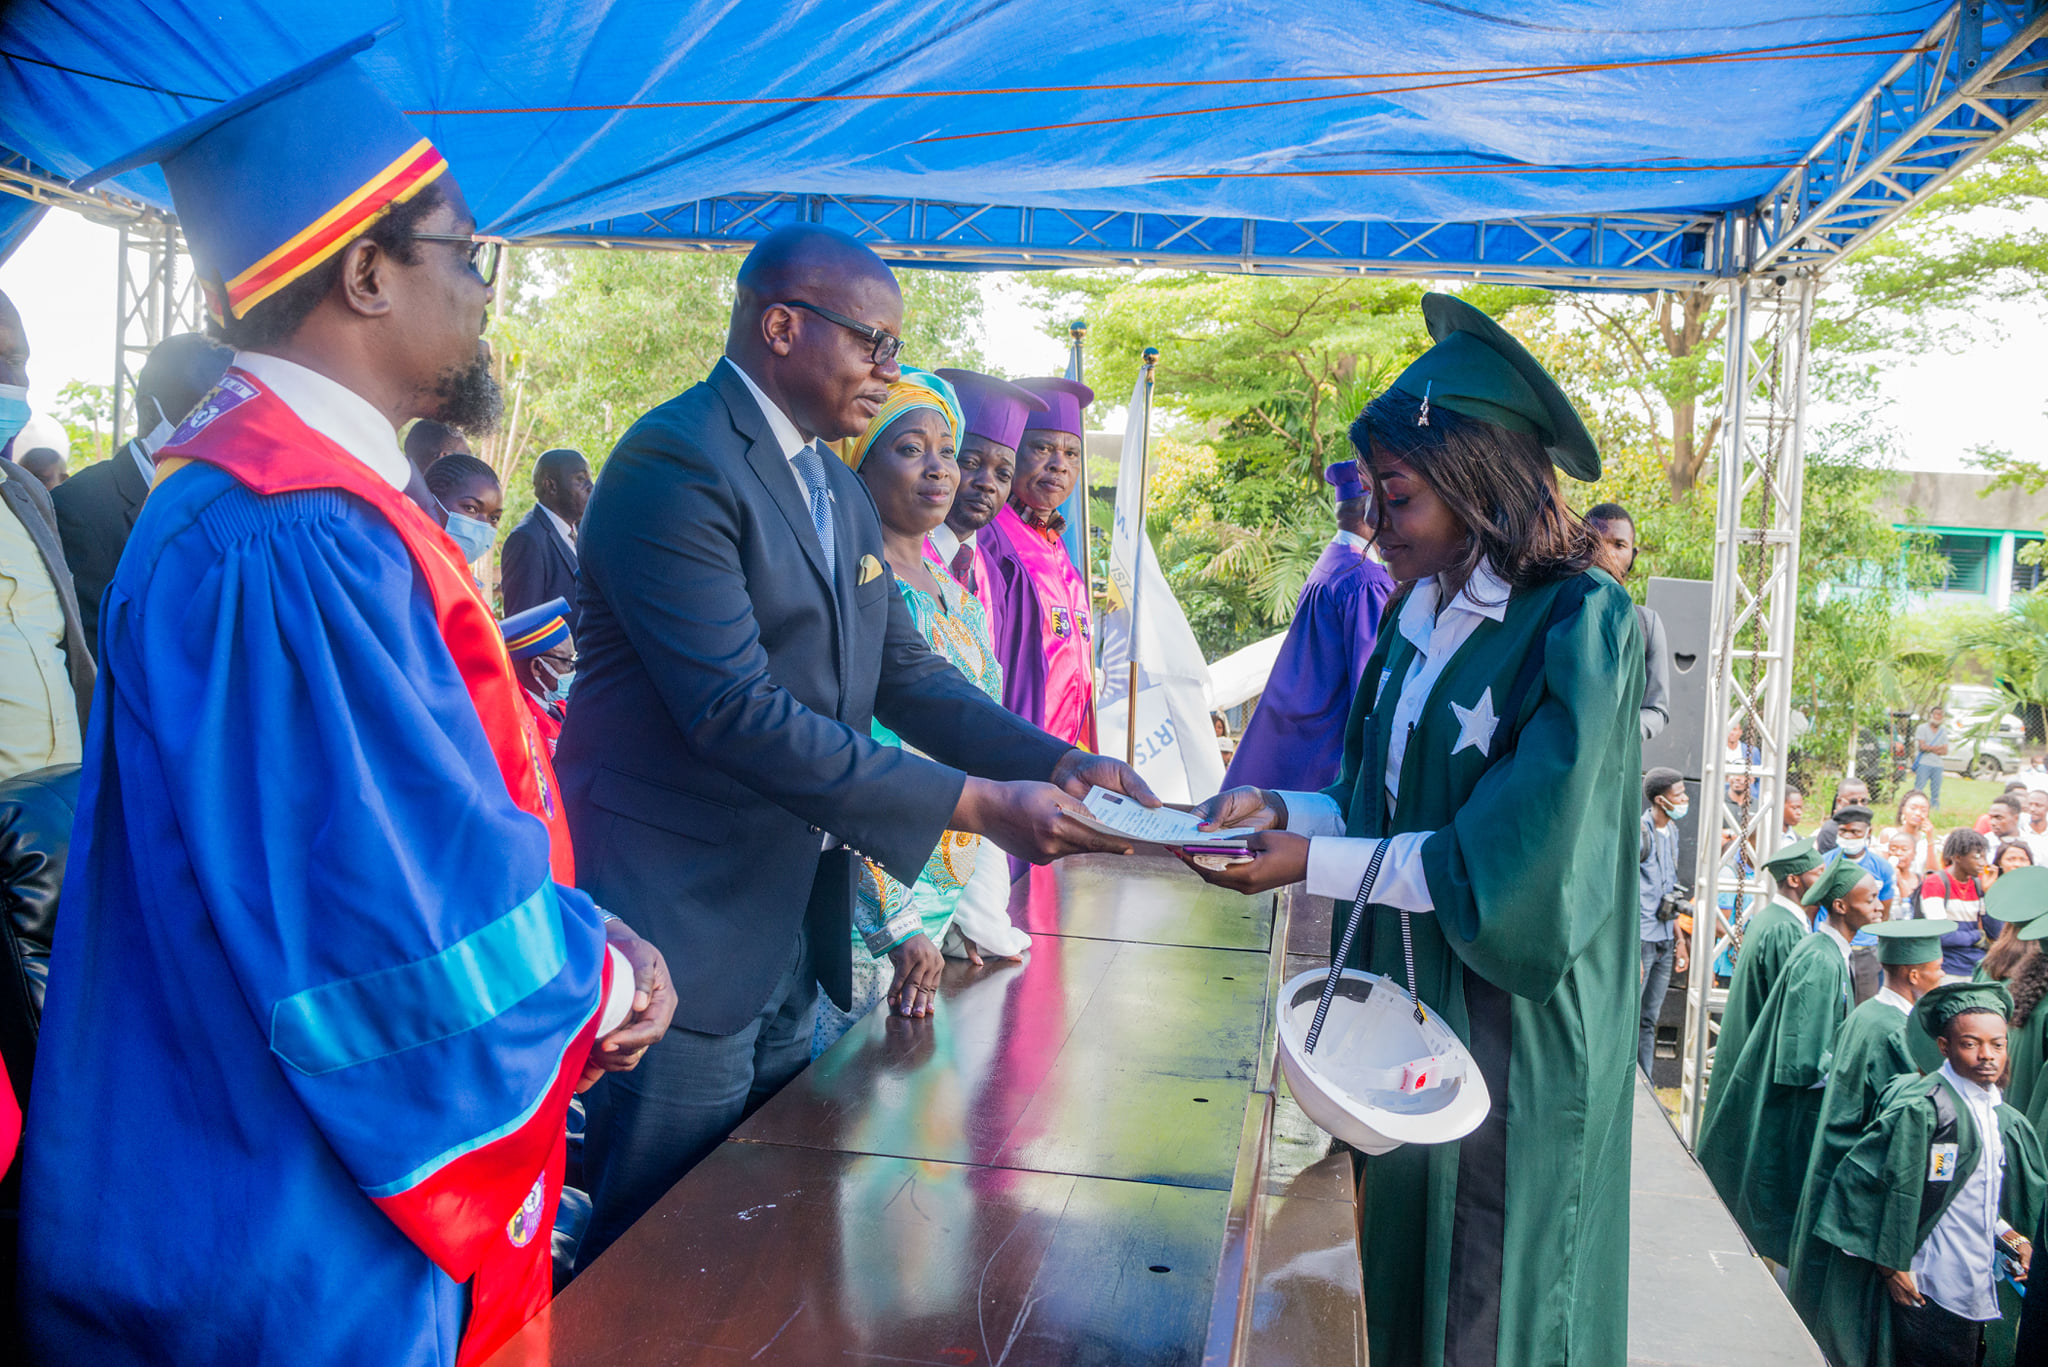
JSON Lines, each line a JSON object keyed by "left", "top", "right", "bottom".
{"left": 1450, "top": 687, "right": 1499, "bottom": 756}
{"left": 1929, "top": 1143, "right": 1958, "bottom": 1182}
{"left": 507, "top": 1171, "right": 548, "bottom": 1246}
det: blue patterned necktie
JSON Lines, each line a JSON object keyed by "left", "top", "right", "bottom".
{"left": 789, "top": 441, "right": 836, "bottom": 576}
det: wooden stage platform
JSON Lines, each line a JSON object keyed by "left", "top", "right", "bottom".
{"left": 484, "top": 858, "right": 1822, "bottom": 1366}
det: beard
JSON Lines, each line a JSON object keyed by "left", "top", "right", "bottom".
{"left": 429, "top": 347, "right": 503, "bottom": 435}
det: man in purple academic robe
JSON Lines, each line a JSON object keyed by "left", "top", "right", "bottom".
{"left": 1223, "top": 459, "right": 1394, "bottom": 792}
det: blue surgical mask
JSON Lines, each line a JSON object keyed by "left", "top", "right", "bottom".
{"left": 444, "top": 510, "right": 495, "bottom": 564}
{"left": 541, "top": 665, "right": 575, "bottom": 704}
{"left": 0, "top": 384, "right": 29, "bottom": 451}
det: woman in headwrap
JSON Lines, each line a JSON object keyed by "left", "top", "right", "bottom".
{"left": 1180, "top": 294, "right": 1642, "bottom": 1367}
{"left": 810, "top": 368, "right": 1021, "bottom": 1056}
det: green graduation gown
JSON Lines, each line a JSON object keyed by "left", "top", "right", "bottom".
{"left": 1809, "top": 1070, "right": 2047, "bottom": 1367}
{"left": 1694, "top": 927, "right": 1852, "bottom": 1264}
{"left": 1703, "top": 896, "right": 1810, "bottom": 1134}
{"left": 1325, "top": 569, "right": 1642, "bottom": 1367}
{"left": 2001, "top": 966, "right": 2048, "bottom": 1125}
{"left": 1785, "top": 992, "right": 1920, "bottom": 1352}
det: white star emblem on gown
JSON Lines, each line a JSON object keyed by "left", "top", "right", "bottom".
{"left": 1451, "top": 687, "right": 1499, "bottom": 756}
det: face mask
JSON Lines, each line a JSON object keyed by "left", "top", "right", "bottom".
{"left": 0, "top": 384, "right": 29, "bottom": 450}
{"left": 540, "top": 663, "right": 575, "bottom": 704}
{"left": 444, "top": 510, "right": 495, "bottom": 564}
{"left": 137, "top": 397, "right": 174, "bottom": 457}
{"left": 1664, "top": 801, "right": 1690, "bottom": 821}
{"left": 1836, "top": 836, "right": 1868, "bottom": 857}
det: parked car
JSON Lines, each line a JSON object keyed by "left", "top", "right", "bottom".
{"left": 1940, "top": 685, "right": 2027, "bottom": 779}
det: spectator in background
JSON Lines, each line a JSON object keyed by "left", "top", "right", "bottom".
{"left": 1828, "top": 804, "right": 1897, "bottom": 922}
{"left": 499, "top": 598, "right": 574, "bottom": 758}
{"left": 931, "top": 369, "right": 1038, "bottom": 604}
{"left": 1585, "top": 501, "right": 1669, "bottom": 741}
{"left": 1885, "top": 831, "right": 1919, "bottom": 917}
{"left": 1816, "top": 778, "right": 1870, "bottom": 854}
{"left": 402, "top": 417, "right": 470, "bottom": 477}
{"left": 1892, "top": 789, "right": 1936, "bottom": 881}
{"left": 2020, "top": 751, "right": 2048, "bottom": 793}
{"left": 1783, "top": 785, "right": 1806, "bottom": 840}
{"left": 1639, "top": 767, "right": 1687, "bottom": 1076}
{"left": 1992, "top": 840, "right": 2036, "bottom": 890}
{"left": 500, "top": 448, "right": 590, "bottom": 635}
{"left": 53, "top": 332, "right": 233, "bottom": 647}
{"left": 15, "top": 449, "right": 63, "bottom": 491}
{"left": 1921, "top": 829, "right": 1996, "bottom": 979}
{"left": 1910, "top": 706, "right": 1949, "bottom": 806}
{"left": 0, "top": 290, "right": 93, "bottom": 779}
{"left": 424, "top": 452, "right": 502, "bottom": 569}
{"left": 1986, "top": 794, "right": 2024, "bottom": 855}
{"left": 2022, "top": 789, "right": 2048, "bottom": 866}
{"left": 1977, "top": 780, "right": 2030, "bottom": 834}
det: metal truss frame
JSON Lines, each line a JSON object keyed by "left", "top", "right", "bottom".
{"left": 524, "top": 197, "right": 1727, "bottom": 289}
{"left": 1679, "top": 275, "right": 1815, "bottom": 1146}
{"left": 1752, "top": 0, "right": 2048, "bottom": 270}
{"left": 110, "top": 217, "right": 204, "bottom": 451}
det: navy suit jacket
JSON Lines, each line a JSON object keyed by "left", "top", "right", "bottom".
{"left": 556, "top": 362, "right": 1068, "bottom": 1033}
{"left": 499, "top": 503, "right": 580, "bottom": 636}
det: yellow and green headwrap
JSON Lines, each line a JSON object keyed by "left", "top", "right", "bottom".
{"left": 844, "top": 367, "right": 964, "bottom": 471}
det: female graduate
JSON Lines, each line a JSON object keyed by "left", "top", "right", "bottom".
{"left": 1183, "top": 293, "right": 1643, "bottom": 1367}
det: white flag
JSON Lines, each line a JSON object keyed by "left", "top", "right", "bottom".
{"left": 1097, "top": 358, "right": 1225, "bottom": 804}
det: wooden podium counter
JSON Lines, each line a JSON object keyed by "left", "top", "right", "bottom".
{"left": 484, "top": 854, "right": 1366, "bottom": 1367}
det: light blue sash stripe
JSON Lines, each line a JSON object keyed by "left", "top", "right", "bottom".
{"left": 271, "top": 883, "right": 566, "bottom": 1077}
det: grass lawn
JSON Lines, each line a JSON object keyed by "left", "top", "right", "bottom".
{"left": 1921, "top": 773, "right": 2004, "bottom": 829}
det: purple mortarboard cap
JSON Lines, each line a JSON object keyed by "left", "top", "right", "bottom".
{"left": 1324, "top": 459, "right": 1366, "bottom": 500}
{"left": 936, "top": 369, "right": 1049, "bottom": 453}
{"left": 1013, "top": 377, "right": 1094, "bottom": 439}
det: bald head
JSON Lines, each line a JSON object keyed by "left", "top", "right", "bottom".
{"left": 725, "top": 226, "right": 904, "bottom": 443}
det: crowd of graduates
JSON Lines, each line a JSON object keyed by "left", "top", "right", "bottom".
{"left": 1693, "top": 784, "right": 2048, "bottom": 1366}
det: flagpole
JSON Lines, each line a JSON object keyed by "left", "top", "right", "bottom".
{"left": 1073, "top": 317, "right": 1089, "bottom": 623}
{"left": 1126, "top": 346, "right": 1158, "bottom": 766}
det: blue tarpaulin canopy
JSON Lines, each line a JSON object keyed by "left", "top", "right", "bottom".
{"left": 3, "top": 2, "right": 2045, "bottom": 284}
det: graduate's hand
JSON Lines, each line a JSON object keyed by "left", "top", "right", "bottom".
{"left": 1881, "top": 1267, "right": 1925, "bottom": 1307}
{"left": 1189, "top": 786, "right": 1288, "bottom": 833}
{"left": 887, "top": 934, "right": 944, "bottom": 1017}
{"left": 957, "top": 935, "right": 1026, "bottom": 969}
{"left": 1171, "top": 830, "right": 1308, "bottom": 894}
{"left": 578, "top": 918, "right": 678, "bottom": 1091}
{"left": 1051, "top": 749, "right": 1160, "bottom": 808}
{"left": 953, "top": 777, "right": 1136, "bottom": 862}
{"left": 2016, "top": 1235, "right": 2033, "bottom": 1281}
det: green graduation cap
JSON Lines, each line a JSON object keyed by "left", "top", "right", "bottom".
{"left": 2018, "top": 914, "right": 2048, "bottom": 942}
{"left": 1986, "top": 865, "right": 2048, "bottom": 925}
{"left": 1867, "top": 919, "right": 1955, "bottom": 966}
{"left": 1801, "top": 856, "right": 1874, "bottom": 908}
{"left": 1386, "top": 294, "right": 1601, "bottom": 481}
{"left": 1914, "top": 981, "right": 2014, "bottom": 1039}
{"left": 1762, "top": 836, "right": 1822, "bottom": 881}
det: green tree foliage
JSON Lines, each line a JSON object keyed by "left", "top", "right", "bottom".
{"left": 51, "top": 380, "right": 114, "bottom": 464}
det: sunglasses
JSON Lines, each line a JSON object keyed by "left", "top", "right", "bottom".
{"left": 781, "top": 299, "right": 902, "bottom": 366}
{"left": 414, "top": 232, "right": 504, "bottom": 288}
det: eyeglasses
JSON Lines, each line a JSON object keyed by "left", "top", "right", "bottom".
{"left": 781, "top": 300, "right": 902, "bottom": 366}
{"left": 414, "top": 232, "right": 503, "bottom": 288}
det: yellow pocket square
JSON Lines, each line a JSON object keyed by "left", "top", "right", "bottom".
{"left": 857, "top": 554, "right": 884, "bottom": 585}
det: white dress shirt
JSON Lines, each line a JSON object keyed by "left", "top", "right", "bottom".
{"left": 235, "top": 351, "right": 411, "bottom": 492}
{"left": 1913, "top": 1063, "right": 2014, "bottom": 1321}
{"left": 540, "top": 500, "right": 577, "bottom": 549}
{"left": 1273, "top": 558, "right": 1515, "bottom": 910}
{"left": 1331, "top": 528, "right": 1370, "bottom": 553}
{"left": 1769, "top": 892, "right": 1814, "bottom": 931}
{"left": 722, "top": 356, "right": 815, "bottom": 492}
{"left": 1873, "top": 984, "right": 1913, "bottom": 1015}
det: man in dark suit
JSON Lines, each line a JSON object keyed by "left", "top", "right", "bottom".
{"left": 499, "top": 447, "right": 589, "bottom": 633}
{"left": 53, "top": 332, "right": 232, "bottom": 647}
{"left": 559, "top": 226, "right": 1154, "bottom": 1260}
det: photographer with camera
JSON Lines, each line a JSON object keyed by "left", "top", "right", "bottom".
{"left": 1640, "top": 767, "right": 1690, "bottom": 1076}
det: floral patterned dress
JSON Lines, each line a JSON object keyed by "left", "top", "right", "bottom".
{"left": 811, "top": 553, "right": 1006, "bottom": 1055}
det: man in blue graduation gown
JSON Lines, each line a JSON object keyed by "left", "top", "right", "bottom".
{"left": 1224, "top": 458, "right": 1395, "bottom": 791}
{"left": 19, "top": 34, "right": 674, "bottom": 1367}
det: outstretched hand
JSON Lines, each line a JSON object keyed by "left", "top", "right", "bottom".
{"left": 954, "top": 777, "right": 1136, "bottom": 863}
{"left": 1189, "top": 785, "right": 1289, "bottom": 833}
{"left": 1051, "top": 749, "right": 1160, "bottom": 808}
{"left": 1172, "top": 830, "right": 1309, "bottom": 894}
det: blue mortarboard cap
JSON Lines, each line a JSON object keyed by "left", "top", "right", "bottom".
{"left": 1014, "top": 377, "right": 1094, "bottom": 439}
{"left": 936, "top": 370, "right": 1049, "bottom": 452}
{"left": 1324, "top": 459, "right": 1366, "bottom": 501}
{"left": 75, "top": 25, "right": 448, "bottom": 322}
{"left": 501, "top": 598, "right": 571, "bottom": 661}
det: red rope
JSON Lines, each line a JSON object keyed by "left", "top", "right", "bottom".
{"left": 1149, "top": 160, "right": 1801, "bottom": 183}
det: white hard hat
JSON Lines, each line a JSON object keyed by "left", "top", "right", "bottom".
{"left": 1276, "top": 966, "right": 1490, "bottom": 1155}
